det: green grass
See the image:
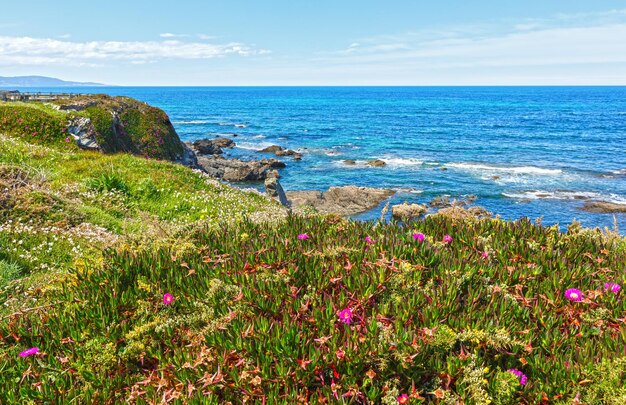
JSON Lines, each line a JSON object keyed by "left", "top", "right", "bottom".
{"left": 1, "top": 208, "right": 625, "bottom": 403}
{"left": 0, "top": 134, "right": 283, "bottom": 316}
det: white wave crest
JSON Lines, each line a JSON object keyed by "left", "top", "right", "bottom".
{"left": 447, "top": 163, "right": 562, "bottom": 176}
{"left": 503, "top": 190, "right": 626, "bottom": 204}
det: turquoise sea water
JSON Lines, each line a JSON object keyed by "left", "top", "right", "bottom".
{"left": 9, "top": 86, "right": 626, "bottom": 231}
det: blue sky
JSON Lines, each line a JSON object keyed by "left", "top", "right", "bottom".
{"left": 1, "top": 0, "right": 626, "bottom": 85}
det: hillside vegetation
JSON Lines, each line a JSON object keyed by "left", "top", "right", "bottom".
{"left": 0, "top": 100, "right": 625, "bottom": 404}
{"left": 0, "top": 95, "right": 183, "bottom": 160}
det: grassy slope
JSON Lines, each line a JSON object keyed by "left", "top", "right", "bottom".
{"left": 0, "top": 107, "right": 625, "bottom": 403}
{"left": 0, "top": 134, "right": 284, "bottom": 314}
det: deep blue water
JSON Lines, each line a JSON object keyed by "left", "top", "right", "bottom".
{"left": 7, "top": 86, "right": 626, "bottom": 231}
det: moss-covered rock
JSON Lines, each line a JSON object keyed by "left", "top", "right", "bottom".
{"left": 0, "top": 94, "right": 185, "bottom": 161}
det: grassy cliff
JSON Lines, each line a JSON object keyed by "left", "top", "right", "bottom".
{"left": 0, "top": 100, "right": 625, "bottom": 404}
{"left": 0, "top": 95, "right": 184, "bottom": 160}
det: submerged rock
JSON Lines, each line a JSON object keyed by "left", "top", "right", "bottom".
{"left": 581, "top": 201, "right": 626, "bottom": 213}
{"left": 367, "top": 159, "right": 386, "bottom": 167}
{"left": 286, "top": 186, "right": 395, "bottom": 216}
{"left": 391, "top": 203, "right": 428, "bottom": 222}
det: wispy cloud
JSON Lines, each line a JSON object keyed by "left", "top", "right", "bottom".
{"left": 319, "top": 10, "right": 626, "bottom": 72}
{"left": 0, "top": 36, "right": 268, "bottom": 66}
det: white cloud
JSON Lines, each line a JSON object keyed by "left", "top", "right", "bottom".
{"left": 0, "top": 36, "right": 264, "bottom": 66}
{"left": 159, "top": 33, "right": 188, "bottom": 38}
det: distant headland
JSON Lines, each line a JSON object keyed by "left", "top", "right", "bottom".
{"left": 0, "top": 75, "right": 104, "bottom": 87}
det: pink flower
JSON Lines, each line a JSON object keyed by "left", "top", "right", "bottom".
{"left": 397, "top": 394, "right": 409, "bottom": 404}
{"left": 297, "top": 233, "right": 309, "bottom": 240}
{"left": 482, "top": 251, "right": 489, "bottom": 259}
{"left": 507, "top": 368, "right": 528, "bottom": 386}
{"left": 163, "top": 293, "right": 174, "bottom": 305}
{"left": 443, "top": 234, "right": 453, "bottom": 243}
{"left": 412, "top": 233, "right": 425, "bottom": 242}
{"left": 365, "top": 236, "right": 374, "bottom": 244}
{"left": 338, "top": 308, "right": 353, "bottom": 325}
{"left": 604, "top": 282, "right": 621, "bottom": 293}
{"left": 564, "top": 288, "right": 583, "bottom": 302}
{"left": 65, "top": 136, "right": 71, "bottom": 142}
{"left": 19, "top": 347, "right": 39, "bottom": 357}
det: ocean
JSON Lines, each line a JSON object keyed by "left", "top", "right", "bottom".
{"left": 9, "top": 86, "right": 626, "bottom": 231}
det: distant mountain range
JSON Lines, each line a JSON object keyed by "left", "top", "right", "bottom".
{"left": 0, "top": 76, "right": 104, "bottom": 87}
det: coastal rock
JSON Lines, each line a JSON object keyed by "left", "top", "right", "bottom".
{"left": 259, "top": 145, "right": 302, "bottom": 160}
{"left": 580, "top": 201, "right": 626, "bottom": 213}
{"left": 192, "top": 138, "right": 235, "bottom": 155}
{"left": 286, "top": 186, "right": 395, "bottom": 216}
{"left": 429, "top": 196, "right": 451, "bottom": 208}
{"left": 212, "top": 137, "right": 236, "bottom": 148}
{"left": 344, "top": 160, "right": 357, "bottom": 165}
{"left": 67, "top": 116, "right": 99, "bottom": 151}
{"left": 367, "top": 159, "right": 386, "bottom": 167}
{"left": 265, "top": 177, "right": 289, "bottom": 206}
{"left": 391, "top": 203, "right": 428, "bottom": 222}
{"left": 196, "top": 156, "right": 285, "bottom": 182}
{"left": 259, "top": 145, "right": 284, "bottom": 153}
{"left": 275, "top": 149, "right": 303, "bottom": 160}
{"left": 434, "top": 206, "right": 492, "bottom": 220}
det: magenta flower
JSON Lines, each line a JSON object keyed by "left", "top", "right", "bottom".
{"left": 338, "top": 308, "right": 353, "bottom": 325}
{"left": 443, "top": 234, "right": 453, "bottom": 243}
{"left": 564, "top": 288, "right": 583, "bottom": 302}
{"left": 19, "top": 347, "right": 39, "bottom": 357}
{"left": 397, "top": 393, "right": 409, "bottom": 404}
{"left": 482, "top": 251, "right": 489, "bottom": 259}
{"left": 412, "top": 233, "right": 425, "bottom": 242}
{"left": 507, "top": 368, "right": 528, "bottom": 386}
{"left": 365, "top": 236, "right": 374, "bottom": 244}
{"left": 297, "top": 233, "right": 309, "bottom": 240}
{"left": 604, "top": 282, "right": 621, "bottom": 293}
{"left": 163, "top": 293, "right": 174, "bottom": 305}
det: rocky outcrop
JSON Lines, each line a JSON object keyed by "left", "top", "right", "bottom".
{"left": 53, "top": 94, "right": 184, "bottom": 161}
{"left": 191, "top": 138, "right": 235, "bottom": 155}
{"left": 67, "top": 116, "right": 99, "bottom": 150}
{"left": 581, "top": 201, "right": 626, "bottom": 213}
{"left": 265, "top": 176, "right": 289, "bottom": 206}
{"left": 286, "top": 186, "right": 395, "bottom": 216}
{"left": 197, "top": 156, "right": 285, "bottom": 182}
{"left": 367, "top": 159, "right": 386, "bottom": 167}
{"left": 344, "top": 160, "right": 357, "bottom": 165}
{"left": 391, "top": 203, "right": 428, "bottom": 222}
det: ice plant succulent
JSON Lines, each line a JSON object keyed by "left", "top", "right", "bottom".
{"left": 365, "top": 236, "right": 374, "bottom": 244}
{"left": 297, "top": 233, "right": 309, "bottom": 240}
{"left": 604, "top": 282, "right": 621, "bottom": 293}
{"left": 412, "top": 233, "right": 425, "bottom": 242}
{"left": 19, "top": 347, "right": 39, "bottom": 357}
{"left": 397, "top": 393, "right": 409, "bottom": 404}
{"left": 564, "top": 288, "right": 583, "bottom": 302}
{"left": 338, "top": 308, "right": 353, "bottom": 325}
{"left": 507, "top": 368, "right": 528, "bottom": 386}
{"left": 163, "top": 293, "right": 174, "bottom": 305}
{"left": 443, "top": 234, "right": 453, "bottom": 243}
